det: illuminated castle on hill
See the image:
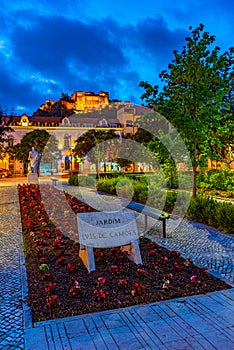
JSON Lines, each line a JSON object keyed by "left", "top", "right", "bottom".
{"left": 71, "top": 91, "right": 109, "bottom": 111}
{"left": 38, "top": 91, "right": 109, "bottom": 113}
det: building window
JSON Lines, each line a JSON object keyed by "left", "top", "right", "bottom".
{"left": 126, "top": 120, "right": 133, "bottom": 127}
{"left": 64, "top": 134, "right": 70, "bottom": 148}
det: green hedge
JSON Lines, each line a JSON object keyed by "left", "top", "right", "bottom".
{"left": 187, "top": 195, "right": 234, "bottom": 234}
{"left": 69, "top": 174, "right": 97, "bottom": 187}
{"left": 197, "top": 169, "right": 234, "bottom": 192}
{"left": 96, "top": 176, "right": 234, "bottom": 234}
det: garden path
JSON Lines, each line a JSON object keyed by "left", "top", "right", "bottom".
{"left": 0, "top": 186, "right": 24, "bottom": 349}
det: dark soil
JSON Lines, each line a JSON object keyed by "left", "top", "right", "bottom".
{"left": 18, "top": 184, "right": 231, "bottom": 324}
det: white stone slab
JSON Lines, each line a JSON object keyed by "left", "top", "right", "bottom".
{"left": 77, "top": 210, "right": 139, "bottom": 248}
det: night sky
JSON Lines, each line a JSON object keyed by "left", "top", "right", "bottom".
{"left": 0, "top": 0, "right": 233, "bottom": 115}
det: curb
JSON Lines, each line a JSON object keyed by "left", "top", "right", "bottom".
{"left": 18, "top": 199, "right": 33, "bottom": 329}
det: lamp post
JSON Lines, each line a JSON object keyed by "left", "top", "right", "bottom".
{"left": 70, "top": 144, "right": 75, "bottom": 175}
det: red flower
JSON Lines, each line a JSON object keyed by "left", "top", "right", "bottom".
{"left": 93, "top": 289, "right": 108, "bottom": 301}
{"left": 118, "top": 279, "right": 127, "bottom": 289}
{"left": 42, "top": 230, "right": 51, "bottom": 239}
{"left": 148, "top": 261, "right": 158, "bottom": 269}
{"left": 173, "top": 262, "right": 180, "bottom": 269}
{"left": 170, "top": 250, "right": 181, "bottom": 257}
{"left": 67, "top": 263, "right": 76, "bottom": 273}
{"left": 148, "top": 249, "right": 157, "bottom": 257}
{"left": 69, "top": 281, "right": 82, "bottom": 297}
{"left": 135, "top": 269, "right": 149, "bottom": 278}
{"left": 131, "top": 282, "right": 145, "bottom": 296}
{"left": 110, "top": 265, "right": 119, "bottom": 274}
{"left": 43, "top": 273, "right": 53, "bottom": 282}
{"left": 45, "top": 282, "right": 57, "bottom": 294}
{"left": 55, "top": 256, "right": 66, "bottom": 266}
{"left": 53, "top": 236, "right": 64, "bottom": 249}
{"left": 46, "top": 295, "right": 59, "bottom": 308}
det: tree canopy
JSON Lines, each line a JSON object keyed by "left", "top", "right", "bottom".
{"left": 14, "top": 129, "right": 60, "bottom": 166}
{"left": 0, "top": 112, "right": 14, "bottom": 160}
{"left": 140, "top": 23, "right": 234, "bottom": 197}
{"left": 74, "top": 129, "right": 119, "bottom": 175}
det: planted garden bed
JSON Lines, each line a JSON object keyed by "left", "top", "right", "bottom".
{"left": 18, "top": 184, "right": 231, "bottom": 323}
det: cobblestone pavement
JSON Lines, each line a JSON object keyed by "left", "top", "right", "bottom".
{"left": 147, "top": 219, "right": 234, "bottom": 287}
{"left": 0, "top": 186, "right": 24, "bottom": 349}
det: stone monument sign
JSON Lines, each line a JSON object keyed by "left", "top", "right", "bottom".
{"left": 77, "top": 210, "right": 142, "bottom": 272}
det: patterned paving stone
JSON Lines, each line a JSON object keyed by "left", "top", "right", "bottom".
{"left": 0, "top": 186, "right": 24, "bottom": 349}
{"left": 147, "top": 219, "right": 234, "bottom": 286}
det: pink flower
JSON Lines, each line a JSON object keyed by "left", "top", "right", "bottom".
{"left": 97, "top": 277, "right": 106, "bottom": 287}
{"left": 161, "top": 256, "right": 168, "bottom": 264}
{"left": 190, "top": 275, "right": 201, "bottom": 284}
{"left": 190, "top": 275, "right": 197, "bottom": 283}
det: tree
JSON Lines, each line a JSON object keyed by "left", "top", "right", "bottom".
{"left": 60, "top": 93, "right": 71, "bottom": 102}
{"left": 14, "top": 129, "right": 60, "bottom": 173}
{"left": 0, "top": 111, "right": 14, "bottom": 160}
{"left": 74, "top": 130, "right": 119, "bottom": 177}
{"left": 140, "top": 24, "right": 234, "bottom": 197}
{"left": 133, "top": 111, "right": 184, "bottom": 188}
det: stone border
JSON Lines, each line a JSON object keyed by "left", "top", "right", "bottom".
{"left": 19, "top": 225, "right": 33, "bottom": 329}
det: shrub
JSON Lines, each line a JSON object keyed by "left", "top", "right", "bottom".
{"left": 197, "top": 169, "right": 234, "bottom": 191}
{"left": 96, "top": 176, "right": 234, "bottom": 234}
{"left": 164, "top": 191, "right": 191, "bottom": 215}
{"left": 116, "top": 179, "right": 134, "bottom": 201}
{"left": 69, "top": 175, "right": 97, "bottom": 187}
{"left": 132, "top": 182, "right": 148, "bottom": 204}
{"left": 187, "top": 194, "right": 234, "bottom": 234}
{"left": 68, "top": 174, "right": 78, "bottom": 186}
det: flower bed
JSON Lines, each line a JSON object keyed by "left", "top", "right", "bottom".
{"left": 18, "top": 184, "right": 231, "bottom": 323}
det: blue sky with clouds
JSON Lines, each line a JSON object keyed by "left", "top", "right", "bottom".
{"left": 0, "top": 0, "right": 233, "bottom": 114}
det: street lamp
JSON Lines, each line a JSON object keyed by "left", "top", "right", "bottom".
{"left": 70, "top": 144, "right": 75, "bottom": 175}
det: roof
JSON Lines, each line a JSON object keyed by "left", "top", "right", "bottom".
{"left": 68, "top": 114, "right": 121, "bottom": 125}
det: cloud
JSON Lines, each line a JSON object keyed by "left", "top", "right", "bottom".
{"left": 11, "top": 14, "right": 126, "bottom": 73}
{"left": 0, "top": 65, "right": 44, "bottom": 113}
{"left": 135, "top": 17, "right": 188, "bottom": 66}
{"left": 0, "top": 2, "right": 233, "bottom": 114}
